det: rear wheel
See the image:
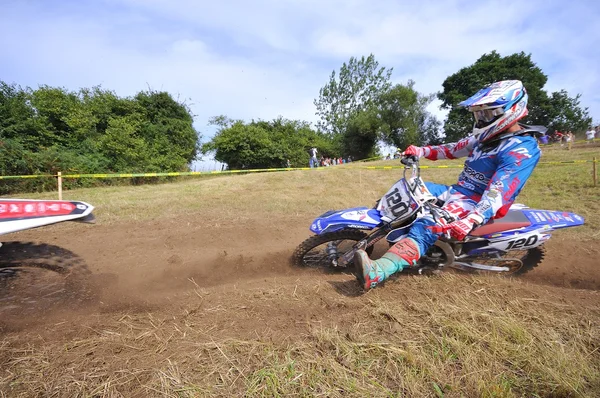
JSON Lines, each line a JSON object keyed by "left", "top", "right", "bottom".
{"left": 292, "top": 230, "right": 374, "bottom": 269}
{"left": 462, "top": 245, "right": 546, "bottom": 275}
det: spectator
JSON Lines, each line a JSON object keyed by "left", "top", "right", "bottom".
{"left": 586, "top": 127, "right": 596, "bottom": 143}
{"left": 565, "top": 131, "right": 573, "bottom": 150}
{"left": 556, "top": 130, "right": 564, "bottom": 146}
{"left": 567, "top": 130, "right": 575, "bottom": 151}
{"left": 309, "top": 147, "right": 318, "bottom": 167}
{"left": 538, "top": 134, "right": 549, "bottom": 145}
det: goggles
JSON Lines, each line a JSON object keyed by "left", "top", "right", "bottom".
{"left": 473, "top": 107, "right": 505, "bottom": 124}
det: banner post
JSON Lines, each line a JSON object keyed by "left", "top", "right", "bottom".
{"left": 57, "top": 171, "right": 63, "bottom": 200}
{"left": 594, "top": 157, "right": 597, "bottom": 187}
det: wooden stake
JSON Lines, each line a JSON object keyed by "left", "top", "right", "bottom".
{"left": 594, "top": 157, "right": 597, "bottom": 187}
{"left": 57, "top": 171, "right": 63, "bottom": 200}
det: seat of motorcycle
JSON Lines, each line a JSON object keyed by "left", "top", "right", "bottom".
{"left": 470, "top": 210, "right": 531, "bottom": 237}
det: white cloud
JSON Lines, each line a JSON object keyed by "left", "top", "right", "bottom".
{"left": 1, "top": 0, "right": 599, "bottom": 146}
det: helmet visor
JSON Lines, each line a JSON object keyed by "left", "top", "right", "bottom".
{"left": 473, "top": 108, "right": 505, "bottom": 124}
{"left": 473, "top": 108, "right": 506, "bottom": 128}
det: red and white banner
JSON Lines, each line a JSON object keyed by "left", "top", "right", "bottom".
{"left": 0, "top": 201, "right": 79, "bottom": 220}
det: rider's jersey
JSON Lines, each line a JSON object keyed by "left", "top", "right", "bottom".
{"left": 422, "top": 132, "right": 541, "bottom": 223}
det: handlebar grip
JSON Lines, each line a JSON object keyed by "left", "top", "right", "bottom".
{"left": 401, "top": 155, "right": 418, "bottom": 166}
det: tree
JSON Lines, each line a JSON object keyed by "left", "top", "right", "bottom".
{"left": 545, "top": 90, "right": 592, "bottom": 133}
{"left": 314, "top": 56, "right": 442, "bottom": 155}
{"left": 314, "top": 54, "right": 392, "bottom": 137}
{"left": 0, "top": 82, "right": 40, "bottom": 146}
{"left": 0, "top": 80, "right": 202, "bottom": 193}
{"left": 439, "top": 51, "right": 548, "bottom": 141}
{"left": 202, "top": 117, "right": 337, "bottom": 169}
{"left": 439, "top": 51, "right": 592, "bottom": 141}
{"left": 378, "top": 81, "right": 441, "bottom": 148}
{"left": 342, "top": 108, "right": 380, "bottom": 160}
{"left": 135, "top": 90, "right": 200, "bottom": 170}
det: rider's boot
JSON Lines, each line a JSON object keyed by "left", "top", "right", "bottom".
{"left": 354, "top": 238, "right": 421, "bottom": 291}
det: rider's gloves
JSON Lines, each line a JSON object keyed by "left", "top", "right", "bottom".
{"left": 402, "top": 145, "right": 425, "bottom": 158}
{"left": 446, "top": 213, "right": 485, "bottom": 240}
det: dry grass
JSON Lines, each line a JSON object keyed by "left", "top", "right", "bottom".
{"left": 1, "top": 275, "right": 599, "bottom": 397}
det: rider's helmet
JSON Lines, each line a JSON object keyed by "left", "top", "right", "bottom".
{"left": 459, "top": 80, "right": 528, "bottom": 143}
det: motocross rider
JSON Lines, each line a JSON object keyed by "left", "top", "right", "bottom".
{"left": 355, "top": 80, "right": 542, "bottom": 291}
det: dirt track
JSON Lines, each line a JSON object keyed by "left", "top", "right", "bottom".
{"left": 1, "top": 212, "right": 599, "bottom": 333}
{"left": 0, "top": 212, "right": 599, "bottom": 396}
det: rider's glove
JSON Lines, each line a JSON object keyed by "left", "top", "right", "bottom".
{"left": 446, "top": 213, "right": 484, "bottom": 240}
{"left": 402, "top": 145, "right": 425, "bottom": 159}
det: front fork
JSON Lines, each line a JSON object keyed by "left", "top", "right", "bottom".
{"left": 335, "top": 228, "right": 389, "bottom": 268}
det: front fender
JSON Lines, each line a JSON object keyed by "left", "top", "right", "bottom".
{"left": 310, "top": 207, "right": 382, "bottom": 234}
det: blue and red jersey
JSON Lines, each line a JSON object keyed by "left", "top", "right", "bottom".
{"left": 422, "top": 132, "right": 541, "bottom": 223}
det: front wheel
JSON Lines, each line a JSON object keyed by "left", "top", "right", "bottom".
{"left": 292, "top": 230, "right": 374, "bottom": 269}
{"left": 0, "top": 241, "right": 93, "bottom": 316}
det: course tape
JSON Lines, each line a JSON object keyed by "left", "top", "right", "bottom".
{"left": 363, "top": 159, "right": 595, "bottom": 170}
{"left": 0, "top": 159, "right": 597, "bottom": 180}
{"left": 0, "top": 168, "right": 305, "bottom": 179}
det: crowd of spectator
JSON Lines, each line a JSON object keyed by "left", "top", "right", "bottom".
{"left": 540, "top": 126, "right": 599, "bottom": 148}
{"left": 308, "top": 147, "right": 353, "bottom": 168}
{"left": 314, "top": 156, "right": 352, "bottom": 167}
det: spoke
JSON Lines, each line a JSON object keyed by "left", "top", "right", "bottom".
{"left": 464, "top": 250, "right": 530, "bottom": 273}
{"left": 302, "top": 239, "right": 356, "bottom": 267}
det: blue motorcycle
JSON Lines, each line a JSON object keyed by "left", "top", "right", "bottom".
{"left": 292, "top": 158, "right": 584, "bottom": 275}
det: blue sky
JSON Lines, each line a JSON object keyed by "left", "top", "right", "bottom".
{"left": 2, "top": 0, "right": 599, "bottom": 163}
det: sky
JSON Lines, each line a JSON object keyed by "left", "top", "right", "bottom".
{"left": 1, "top": 0, "right": 599, "bottom": 169}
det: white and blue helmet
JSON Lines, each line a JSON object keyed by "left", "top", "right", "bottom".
{"left": 459, "top": 80, "right": 529, "bottom": 143}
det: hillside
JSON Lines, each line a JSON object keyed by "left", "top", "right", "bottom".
{"left": 1, "top": 144, "right": 599, "bottom": 397}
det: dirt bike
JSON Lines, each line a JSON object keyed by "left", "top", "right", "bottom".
{"left": 0, "top": 199, "right": 95, "bottom": 306}
{"left": 0, "top": 199, "right": 94, "bottom": 236}
{"left": 292, "top": 158, "right": 584, "bottom": 275}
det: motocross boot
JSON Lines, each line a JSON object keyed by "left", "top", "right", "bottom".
{"left": 354, "top": 238, "right": 421, "bottom": 291}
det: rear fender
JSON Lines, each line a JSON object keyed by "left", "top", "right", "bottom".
{"left": 470, "top": 209, "right": 584, "bottom": 255}
{"left": 522, "top": 209, "right": 584, "bottom": 230}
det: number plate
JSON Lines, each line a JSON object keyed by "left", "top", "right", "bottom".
{"left": 377, "top": 179, "right": 419, "bottom": 221}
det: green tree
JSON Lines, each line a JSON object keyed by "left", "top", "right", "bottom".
{"left": 202, "top": 117, "right": 337, "bottom": 169}
{"left": 29, "top": 85, "right": 84, "bottom": 148}
{"left": 545, "top": 90, "right": 592, "bottom": 133}
{"left": 135, "top": 90, "right": 200, "bottom": 170}
{"left": 314, "top": 56, "right": 441, "bottom": 154}
{"left": 378, "top": 81, "right": 441, "bottom": 148}
{"left": 342, "top": 108, "right": 380, "bottom": 160}
{"left": 97, "top": 114, "right": 150, "bottom": 172}
{"left": 0, "top": 83, "right": 40, "bottom": 146}
{"left": 314, "top": 54, "right": 392, "bottom": 137}
{"left": 439, "top": 51, "right": 591, "bottom": 141}
{"left": 0, "top": 80, "right": 202, "bottom": 193}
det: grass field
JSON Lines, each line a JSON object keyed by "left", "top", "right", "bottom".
{"left": 1, "top": 143, "right": 599, "bottom": 397}
{"left": 19, "top": 143, "right": 600, "bottom": 236}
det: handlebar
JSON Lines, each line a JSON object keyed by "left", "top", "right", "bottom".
{"left": 400, "top": 155, "right": 421, "bottom": 190}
